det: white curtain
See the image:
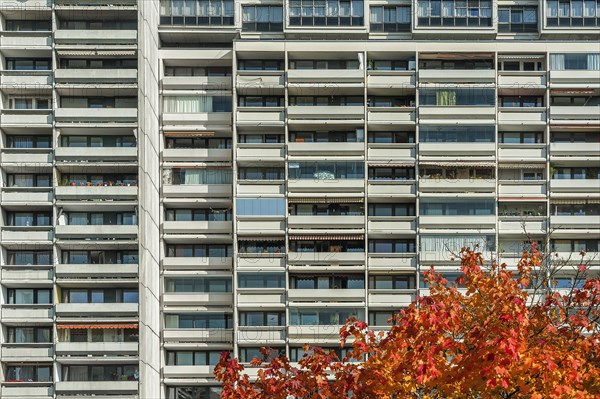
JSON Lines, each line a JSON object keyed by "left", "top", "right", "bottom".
{"left": 164, "top": 96, "right": 211, "bottom": 113}
{"left": 327, "top": 1, "right": 339, "bottom": 16}
{"left": 442, "top": 1, "right": 454, "bottom": 17}
{"left": 420, "top": 235, "right": 494, "bottom": 252}
{"left": 418, "top": 0, "right": 429, "bottom": 17}
{"left": 183, "top": 169, "right": 202, "bottom": 184}
{"left": 550, "top": 54, "right": 565, "bottom": 70}
{"left": 587, "top": 53, "right": 600, "bottom": 70}
{"left": 183, "top": 169, "right": 232, "bottom": 185}
{"left": 370, "top": 7, "right": 382, "bottom": 23}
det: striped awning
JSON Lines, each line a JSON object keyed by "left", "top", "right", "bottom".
{"left": 498, "top": 54, "right": 545, "bottom": 60}
{"left": 164, "top": 132, "right": 215, "bottom": 137}
{"left": 419, "top": 53, "right": 493, "bottom": 59}
{"left": 288, "top": 197, "right": 364, "bottom": 204}
{"left": 551, "top": 199, "right": 600, "bottom": 204}
{"left": 288, "top": 234, "right": 364, "bottom": 241}
{"left": 550, "top": 124, "right": 600, "bottom": 129}
{"left": 238, "top": 236, "right": 284, "bottom": 241}
{"left": 499, "top": 197, "right": 548, "bottom": 202}
{"left": 57, "top": 324, "right": 138, "bottom": 329}
{"left": 551, "top": 89, "right": 595, "bottom": 95}
{"left": 168, "top": 163, "right": 231, "bottom": 169}
{"left": 498, "top": 163, "right": 546, "bottom": 169}
{"left": 57, "top": 50, "right": 136, "bottom": 57}
{"left": 369, "top": 163, "right": 414, "bottom": 167}
{"left": 420, "top": 162, "right": 496, "bottom": 167}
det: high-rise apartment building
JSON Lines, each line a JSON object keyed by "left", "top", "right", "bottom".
{"left": 0, "top": 0, "right": 598, "bottom": 398}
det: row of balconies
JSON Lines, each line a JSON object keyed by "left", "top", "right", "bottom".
{"left": 0, "top": 381, "right": 138, "bottom": 399}
{"left": 0, "top": 302, "right": 137, "bottom": 323}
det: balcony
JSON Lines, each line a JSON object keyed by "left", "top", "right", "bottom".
{"left": 1, "top": 0, "right": 52, "bottom": 7}
{"left": 550, "top": 106, "right": 600, "bottom": 122}
{"left": 55, "top": 341, "right": 137, "bottom": 355}
{"left": 550, "top": 215, "right": 600, "bottom": 230}
{"left": 162, "top": 256, "right": 232, "bottom": 271}
{"left": 550, "top": 179, "right": 600, "bottom": 195}
{"left": 236, "top": 108, "right": 285, "bottom": 126}
{"left": 0, "top": 385, "right": 53, "bottom": 399}
{"left": 287, "top": 142, "right": 364, "bottom": 156}
{"left": 236, "top": 144, "right": 284, "bottom": 162}
{"left": 55, "top": 303, "right": 138, "bottom": 317}
{"left": 368, "top": 290, "right": 416, "bottom": 306}
{"left": 287, "top": 69, "right": 364, "bottom": 84}
{"left": 287, "top": 251, "right": 365, "bottom": 264}
{"left": 0, "top": 70, "right": 53, "bottom": 87}
{"left": 367, "top": 107, "right": 415, "bottom": 124}
{"left": 1, "top": 150, "right": 52, "bottom": 164}
{"left": 55, "top": 224, "right": 137, "bottom": 238}
{"left": 498, "top": 72, "right": 546, "bottom": 88}
{"left": 367, "top": 71, "right": 415, "bottom": 88}
{"left": 498, "top": 145, "right": 546, "bottom": 162}
{"left": 1, "top": 306, "right": 53, "bottom": 323}
{"left": 55, "top": 185, "right": 137, "bottom": 200}
{"left": 418, "top": 106, "right": 496, "bottom": 122}
{"left": 368, "top": 144, "right": 415, "bottom": 160}
{"left": 162, "top": 329, "right": 233, "bottom": 343}
{"left": 368, "top": 254, "right": 417, "bottom": 270}
{"left": 419, "top": 178, "right": 496, "bottom": 193}
{"left": 0, "top": 267, "right": 53, "bottom": 284}
{"left": 287, "top": 106, "right": 364, "bottom": 122}
{"left": 55, "top": 264, "right": 138, "bottom": 278}
{"left": 498, "top": 218, "right": 547, "bottom": 235}
{"left": 368, "top": 218, "right": 416, "bottom": 235}
{"left": 498, "top": 108, "right": 546, "bottom": 125}
{"left": 0, "top": 31, "right": 51, "bottom": 48}
{"left": 162, "top": 112, "right": 232, "bottom": 128}
{"left": 1, "top": 345, "right": 53, "bottom": 361}
{"left": 237, "top": 72, "right": 284, "bottom": 89}
{"left": 1, "top": 228, "right": 52, "bottom": 243}
{"left": 54, "top": 108, "right": 137, "bottom": 124}
{"left": 162, "top": 221, "right": 232, "bottom": 234}
{"left": 288, "top": 325, "right": 345, "bottom": 343}
{"left": 237, "top": 218, "right": 285, "bottom": 234}
{"left": 54, "top": 29, "right": 137, "bottom": 45}
{"left": 0, "top": 110, "right": 52, "bottom": 126}
{"left": 0, "top": 189, "right": 53, "bottom": 204}
{"left": 549, "top": 70, "right": 600, "bottom": 87}
{"left": 237, "top": 255, "right": 285, "bottom": 269}
{"left": 237, "top": 290, "right": 286, "bottom": 307}
{"left": 550, "top": 142, "right": 600, "bottom": 158}
{"left": 419, "top": 215, "right": 496, "bottom": 229}
{"left": 238, "top": 327, "right": 286, "bottom": 344}
{"left": 288, "top": 288, "right": 365, "bottom": 303}
{"left": 418, "top": 69, "right": 495, "bottom": 83}
{"left": 162, "top": 292, "right": 233, "bottom": 306}
{"left": 54, "top": 69, "right": 137, "bottom": 84}
{"left": 288, "top": 215, "right": 364, "bottom": 229}
{"left": 162, "top": 148, "right": 231, "bottom": 162}
{"left": 498, "top": 181, "right": 547, "bottom": 198}
{"left": 237, "top": 181, "right": 285, "bottom": 195}
{"left": 163, "top": 366, "right": 214, "bottom": 380}
{"left": 55, "top": 147, "right": 137, "bottom": 161}
{"left": 288, "top": 179, "right": 364, "bottom": 193}
{"left": 162, "top": 184, "right": 232, "bottom": 198}
{"left": 55, "top": 381, "right": 138, "bottom": 394}
{"left": 418, "top": 142, "right": 495, "bottom": 157}
{"left": 163, "top": 75, "right": 232, "bottom": 90}
{"left": 368, "top": 181, "right": 416, "bottom": 197}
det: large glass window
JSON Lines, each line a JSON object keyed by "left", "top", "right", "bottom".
{"left": 238, "top": 273, "right": 285, "bottom": 289}
{"left": 420, "top": 235, "right": 496, "bottom": 252}
{"left": 166, "top": 244, "right": 233, "bottom": 258}
{"left": 7, "top": 250, "right": 52, "bottom": 266}
{"left": 417, "top": 0, "right": 492, "bottom": 27}
{"left": 369, "top": 275, "right": 416, "bottom": 289}
{"left": 170, "top": 168, "right": 233, "bottom": 185}
{"left": 62, "top": 365, "right": 138, "bottom": 381}
{"left": 6, "top": 58, "right": 51, "bottom": 70}
{"left": 420, "top": 199, "right": 496, "bottom": 215}
{"left": 368, "top": 239, "right": 416, "bottom": 253}
{"left": 165, "top": 313, "right": 233, "bottom": 329}
{"left": 289, "top": 0, "right": 364, "bottom": 27}
{"left": 290, "top": 275, "right": 365, "bottom": 289}
{"left": 546, "top": 0, "right": 599, "bottom": 27}
{"left": 236, "top": 198, "right": 286, "bottom": 216}
{"left": 239, "top": 311, "right": 285, "bottom": 326}
{"left": 163, "top": 96, "right": 232, "bottom": 113}
{"left": 499, "top": 6, "right": 538, "bottom": 32}
{"left": 7, "top": 327, "right": 52, "bottom": 343}
{"left": 370, "top": 6, "right": 411, "bottom": 32}
{"left": 242, "top": 5, "right": 283, "bottom": 31}
{"left": 165, "top": 277, "right": 232, "bottom": 292}
{"left": 550, "top": 53, "right": 600, "bottom": 70}
{"left": 7, "top": 289, "right": 51, "bottom": 305}
{"left": 288, "top": 161, "right": 364, "bottom": 179}
{"left": 166, "top": 387, "right": 222, "bottom": 399}
{"left": 419, "top": 88, "right": 495, "bottom": 106}
{"left": 368, "top": 203, "right": 415, "bottom": 216}
{"left": 7, "top": 365, "right": 52, "bottom": 382}
{"left": 420, "top": 125, "right": 495, "bottom": 142}
{"left": 160, "top": 0, "right": 234, "bottom": 25}
{"left": 289, "top": 307, "right": 365, "bottom": 325}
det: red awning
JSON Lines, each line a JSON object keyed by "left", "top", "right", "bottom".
{"left": 289, "top": 234, "right": 364, "bottom": 241}
{"left": 57, "top": 324, "right": 138, "bottom": 329}
{"left": 369, "top": 163, "right": 414, "bottom": 167}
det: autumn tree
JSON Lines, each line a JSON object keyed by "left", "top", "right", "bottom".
{"left": 215, "top": 246, "right": 600, "bottom": 399}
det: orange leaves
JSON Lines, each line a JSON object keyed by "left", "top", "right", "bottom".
{"left": 214, "top": 248, "right": 600, "bottom": 399}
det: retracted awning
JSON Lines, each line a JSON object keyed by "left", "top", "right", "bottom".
{"left": 238, "top": 236, "right": 284, "bottom": 241}
{"left": 369, "top": 163, "right": 415, "bottom": 167}
{"left": 419, "top": 161, "right": 496, "bottom": 167}
{"left": 167, "top": 163, "right": 231, "bottom": 169}
{"left": 57, "top": 50, "right": 136, "bottom": 57}
{"left": 551, "top": 199, "right": 600, "bottom": 204}
{"left": 288, "top": 234, "right": 364, "bottom": 241}
{"left": 57, "top": 324, "right": 138, "bottom": 329}
{"left": 288, "top": 197, "right": 364, "bottom": 204}
{"left": 498, "top": 163, "right": 546, "bottom": 169}
{"left": 164, "top": 132, "right": 215, "bottom": 137}
{"left": 551, "top": 89, "right": 595, "bottom": 95}
{"left": 498, "top": 54, "right": 545, "bottom": 60}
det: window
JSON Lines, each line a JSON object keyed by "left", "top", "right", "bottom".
{"left": 6, "top": 58, "right": 51, "bottom": 70}
{"left": 238, "top": 241, "right": 285, "bottom": 254}
{"left": 499, "top": 132, "right": 544, "bottom": 143}
{"left": 552, "top": 204, "right": 599, "bottom": 216}
{"left": 6, "top": 212, "right": 52, "bottom": 227}
{"left": 417, "top": 0, "right": 492, "bottom": 27}
{"left": 238, "top": 273, "right": 285, "bottom": 289}
{"left": 62, "top": 250, "right": 138, "bottom": 265}
{"left": 163, "top": 96, "right": 232, "bottom": 113}
{"left": 289, "top": 240, "right": 364, "bottom": 253}
{"left": 62, "top": 365, "right": 138, "bottom": 381}
{"left": 165, "top": 278, "right": 232, "bottom": 292}
{"left": 552, "top": 167, "right": 600, "bottom": 179}
{"left": 369, "top": 275, "right": 415, "bottom": 289}
{"left": 368, "top": 166, "right": 415, "bottom": 180}
{"left": 289, "top": 0, "right": 364, "bottom": 27}
{"left": 290, "top": 130, "right": 364, "bottom": 143}
{"left": 6, "top": 20, "right": 51, "bottom": 31}
{"left": 66, "top": 212, "right": 137, "bottom": 226}
{"left": 165, "top": 136, "right": 231, "bottom": 149}
{"left": 546, "top": 0, "right": 599, "bottom": 27}
{"left": 6, "top": 174, "right": 51, "bottom": 188}
{"left": 368, "top": 131, "right": 415, "bottom": 143}
{"left": 368, "top": 239, "right": 416, "bottom": 253}
{"left": 236, "top": 198, "right": 286, "bottom": 216}
{"left": 62, "top": 289, "right": 138, "bottom": 304}
{"left": 6, "top": 135, "right": 51, "bottom": 149}
{"left": 368, "top": 96, "right": 415, "bottom": 107}
{"left": 419, "top": 88, "right": 495, "bottom": 106}
{"left": 551, "top": 96, "right": 600, "bottom": 106}
{"left": 238, "top": 96, "right": 284, "bottom": 107}
{"left": 498, "top": 6, "right": 538, "bottom": 32}
{"left": 551, "top": 132, "right": 599, "bottom": 143}
{"left": 165, "top": 208, "right": 231, "bottom": 221}
{"left": 288, "top": 161, "right": 364, "bottom": 179}
{"left": 419, "top": 57, "right": 494, "bottom": 70}
{"left": 238, "top": 133, "right": 284, "bottom": 143}
{"left": 170, "top": 168, "right": 232, "bottom": 185}
{"left": 290, "top": 275, "right": 365, "bottom": 289}
{"left": 7, "top": 289, "right": 51, "bottom": 305}
{"left": 166, "top": 387, "right": 222, "bottom": 399}
{"left": 6, "top": 365, "right": 52, "bottom": 382}
{"left": 239, "top": 311, "right": 285, "bottom": 326}
{"left": 290, "top": 202, "right": 364, "bottom": 216}
{"left": 242, "top": 5, "right": 283, "bottom": 31}
{"left": 420, "top": 125, "right": 495, "bottom": 142}
{"left": 60, "top": 58, "right": 137, "bottom": 69}
{"left": 7, "top": 327, "right": 52, "bottom": 343}
{"left": 550, "top": 53, "right": 600, "bottom": 70}
{"left": 499, "top": 96, "right": 544, "bottom": 107}
{"left": 289, "top": 307, "right": 365, "bottom": 325}
{"left": 420, "top": 235, "right": 496, "bottom": 252}
{"left": 61, "top": 135, "right": 136, "bottom": 148}
{"left": 238, "top": 167, "right": 284, "bottom": 180}
{"left": 9, "top": 97, "right": 51, "bottom": 110}
{"left": 238, "top": 60, "right": 284, "bottom": 70}
{"left": 160, "top": 0, "right": 234, "bottom": 25}
{"left": 289, "top": 59, "right": 360, "bottom": 70}
{"left": 166, "top": 351, "right": 226, "bottom": 365}
{"left": 166, "top": 244, "right": 232, "bottom": 258}
{"left": 370, "top": 6, "right": 411, "bottom": 32}
{"left": 58, "top": 20, "right": 137, "bottom": 29}
{"left": 165, "top": 313, "right": 233, "bottom": 329}
{"left": 369, "top": 310, "right": 398, "bottom": 326}
{"left": 420, "top": 199, "right": 496, "bottom": 215}
{"left": 289, "top": 96, "right": 363, "bottom": 105}
{"left": 7, "top": 250, "right": 52, "bottom": 266}
{"left": 368, "top": 203, "right": 415, "bottom": 217}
